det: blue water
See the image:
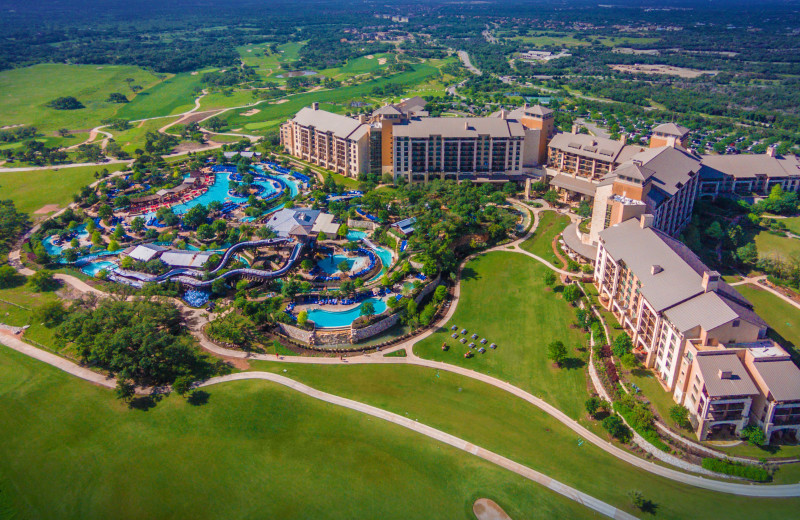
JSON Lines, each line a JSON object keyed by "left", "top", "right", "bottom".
{"left": 81, "top": 260, "right": 117, "bottom": 276}
{"left": 307, "top": 298, "right": 387, "bottom": 328}
{"left": 42, "top": 224, "right": 88, "bottom": 256}
{"left": 317, "top": 254, "right": 366, "bottom": 274}
{"left": 255, "top": 166, "right": 300, "bottom": 198}
{"left": 374, "top": 246, "right": 393, "bottom": 270}
{"left": 172, "top": 173, "right": 286, "bottom": 215}
{"left": 346, "top": 230, "right": 367, "bottom": 241}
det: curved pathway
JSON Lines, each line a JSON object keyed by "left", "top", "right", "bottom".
{"left": 6, "top": 200, "right": 800, "bottom": 498}
{"left": 730, "top": 276, "right": 800, "bottom": 311}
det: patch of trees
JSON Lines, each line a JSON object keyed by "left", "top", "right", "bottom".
{"left": 0, "top": 126, "right": 37, "bottom": 143}
{"left": 57, "top": 299, "right": 226, "bottom": 396}
{"left": 46, "top": 96, "right": 84, "bottom": 110}
{"left": 0, "top": 139, "right": 68, "bottom": 165}
{"left": 371, "top": 82, "right": 405, "bottom": 97}
{"left": 297, "top": 29, "right": 391, "bottom": 70}
{"left": 106, "top": 92, "right": 129, "bottom": 103}
{"left": 201, "top": 66, "right": 257, "bottom": 87}
{"left": 0, "top": 200, "right": 29, "bottom": 254}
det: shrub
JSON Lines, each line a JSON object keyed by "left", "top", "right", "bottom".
{"left": 604, "top": 358, "right": 619, "bottom": 384}
{"left": 547, "top": 340, "right": 568, "bottom": 367}
{"left": 741, "top": 424, "right": 767, "bottom": 446}
{"left": 701, "top": 458, "right": 770, "bottom": 482}
{"left": 612, "top": 334, "right": 633, "bottom": 358}
{"left": 585, "top": 396, "right": 603, "bottom": 417}
{"left": 669, "top": 405, "right": 691, "bottom": 429}
{"left": 620, "top": 352, "right": 638, "bottom": 368}
{"left": 601, "top": 414, "right": 632, "bottom": 443}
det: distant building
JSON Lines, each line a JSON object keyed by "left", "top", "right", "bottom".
{"left": 698, "top": 147, "right": 800, "bottom": 198}
{"left": 160, "top": 250, "right": 214, "bottom": 268}
{"left": 265, "top": 208, "right": 339, "bottom": 239}
{"left": 649, "top": 123, "right": 690, "bottom": 149}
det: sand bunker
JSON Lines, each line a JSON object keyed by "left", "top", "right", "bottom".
{"left": 274, "top": 99, "right": 290, "bottom": 104}
{"left": 473, "top": 499, "right": 512, "bottom": 520}
{"left": 34, "top": 204, "right": 60, "bottom": 214}
{"left": 240, "top": 109, "right": 261, "bottom": 117}
{"left": 366, "top": 55, "right": 375, "bottom": 59}
{"left": 378, "top": 58, "right": 387, "bottom": 65}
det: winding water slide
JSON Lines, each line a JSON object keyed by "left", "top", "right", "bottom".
{"left": 110, "top": 238, "right": 303, "bottom": 288}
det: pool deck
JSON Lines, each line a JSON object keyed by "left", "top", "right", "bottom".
{"left": 295, "top": 296, "right": 388, "bottom": 314}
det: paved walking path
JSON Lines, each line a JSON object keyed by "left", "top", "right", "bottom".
{"left": 730, "top": 276, "right": 800, "bottom": 311}
{"left": 198, "top": 372, "right": 637, "bottom": 520}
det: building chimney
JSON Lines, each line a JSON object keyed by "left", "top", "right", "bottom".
{"left": 639, "top": 214, "right": 655, "bottom": 229}
{"left": 571, "top": 123, "right": 579, "bottom": 134}
{"left": 651, "top": 265, "right": 663, "bottom": 275}
{"left": 702, "top": 270, "right": 720, "bottom": 293}
{"left": 464, "top": 121, "right": 470, "bottom": 130}
{"left": 523, "top": 103, "right": 530, "bottom": 109}
{"left": 358, "top": 114, "right": 367, "bottom": 123}
{"left": 312, "top": 102, "right": 319, "bottom": 110}
{"left": 718, "top": 369, "right": 733, "bottom": 380}
{"left": 767, "top": 145, "right": 777, "bottom": 158}
{"left": 619, "top": 134, "right": 627, "bottom": 145}
{"left": 500, "top": 109, "right": 508, "bottom": 119}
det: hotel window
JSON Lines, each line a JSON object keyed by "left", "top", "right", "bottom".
{"left": 732, "top": 320, "right": 740, "bottom": 328}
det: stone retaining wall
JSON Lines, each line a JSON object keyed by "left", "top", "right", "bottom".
{"left": 350, "top": 313, "right": 400, "bottom": 342}
{"left": 278, "top": 322, "right": 315, "bottom": 344}
{"left": 347, "top": 219, "right": 377, "bottom": 230}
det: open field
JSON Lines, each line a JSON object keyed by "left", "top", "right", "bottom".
{"left": 780, "top": 216, "right": 800, "bottom": 235}
{"left": 116, "top": 72, "right": 205, "bottom": 121}
{"left": 109, "top": 117, "right": 182, "bottom": 154}
{"left": 218, "top": 63, "right": 444, "bottom": 132}
{"left": 0, "top": 347, "right": 598, "bottom": 520}
{"left": 0, "top": 163, "right": 128, "bottom": 216}
{"left": 0, "top": 64, "right": 163, "bottom": 132}
{"left": 610, "top": 64, "right": 719, "bottom": 79}
{"left": 755, "top": 230, "right": 800, "bottom": 261}
{"left": 519, "top": 211, "right": 571, "bottom": 265}
{"left": 248, "top": 361, "right": 800, "bottom": 517}
{"left": 414, "top": 252, "right": 588, "bottom": 418}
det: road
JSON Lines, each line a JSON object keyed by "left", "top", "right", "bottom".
{"left": 457, "top": 50, "right": 482, "bottom": 76}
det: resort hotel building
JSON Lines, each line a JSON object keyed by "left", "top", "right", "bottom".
{"left": 595, "top": 215, "right": 800, "bottom": 442}
{"left": 281, "top": 99, "right": 554, "bottom": 183}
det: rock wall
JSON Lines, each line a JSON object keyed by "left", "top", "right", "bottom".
{"left": 347, "top": 219, "right": 377, "bottom": 230}
{"left": 278, "top": 322, "right": 315, "bottom": 344}
{"left": 350, "top": 313, "right": 401, "bottom": 342}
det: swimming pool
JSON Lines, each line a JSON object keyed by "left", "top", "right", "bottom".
{"left": 172, "top": 173, "right": 283, "bottom": 214}
{"left": 317, "top": 254, "right": 367, "bottom": 275}
{"left": 81, "top": 260, "right": 117, "bottom": 277}
{"left": 346, "top": 230, "right": 367, "bottom": 241}
{"left": 255, "top": 166, "right": 300, "bottom": 198}
{"left": 42, "top": 224, "right": 88, "bottom": 256}
{"left": 307, "top": 298, "right": 387, "bottom": 328}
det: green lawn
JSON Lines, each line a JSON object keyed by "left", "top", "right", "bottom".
{"left": 0, "top": 64, "right": 162, "bottom": 132}
{"left": 109, "top": 117, "right": 182, "bottom": 154}
{"left": 414, "top": 251, "right": 589, "bottom": 418}
{"left": 754, "top": 229, "right": 800, "bottom": 261}
{"left": 0, "top": 163, "right": 128, "bottom": 216}
{"left": 520, "top": 211, "right": 571, "bottom": 265}
{"left": 735, "top": 284, "right": 800, "bottom": 358}
{"left": 0, "top": 347, "right": 597, "bottom": 520}
{"left": 116, "top": 72, "right": 205, "bottom": 121}
{"left": 245, "top": 361, "right": 800, "bottom": 519}
{"left": 0, "top": 283, "right": 63, "bottom": 349}
{"left": 780, "top": 216, "right": 800, "bottom": 236}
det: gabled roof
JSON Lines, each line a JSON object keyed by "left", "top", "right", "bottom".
{"left": 266, "top": 208, "right": 322, "bottom": 238}
{"left": 699, "top": 154, "right": 800, "bottom": 180}
{"left": 653, "top": 123, "right": 690, "bottom": 137}
{"left": 696, "top": 353, "right": 759, "bottom": 398}
{"left": 126, "top": 243, "right": 166, "bottom": 262}
{"left": 548, "top": 133, "right": 626, "bottom": 162}
{"left": 626, "top": 146, "right": 701, "bottom": 196}
{"left": 160, "top": 250, "right": 213, "bottom": 268}
{"left": 373, "top": 105, "right": 402, "bottom": 116}
{"left": 292, "top": 107, "right": 369, "bottom": 140}
{"left": 549, "top": 174, "right": 597, "bottom": 197}
{"left": 749, "top": 359, "right": 800, "bottom": 402}
{"left": 612, "top": 163, "right": 656, "bottom": 182}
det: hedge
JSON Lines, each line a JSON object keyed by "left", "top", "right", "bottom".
{"left": 701, "top": 458, "right": 771, "bottom": 482}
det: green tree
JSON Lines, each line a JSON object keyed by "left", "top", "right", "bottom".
{"left": 628, "top": 490, "right": 645, "bottom": 510}
{"left": 736, "top": 243, "right": 758, "bottom": 266}
{"left": 741, "top": 424, "right": 766, "bottom": 446}
{"left": 172, "top": 375, "right": 194, "bottom": 397}
{"left": 337, "top": 260, "right": 350, "bottom": 273}
{"left": 547, "top": 340, "right": 567, "bottom": 367}
{"left": 612, "top": 334, "right": 633, "bottom": 358}
{"left": 360, "top": 301, "right": 375, "bottom": 317}
{"left": 543, "top": 271, "right": 557, "bottom": 287}
{"left": 0, "top": 265, "right": 20, "bottom": 288}
{"left": 706, "top": 221, "right": 725, "bottom": 241}
{"left": 28, "top": 269, "right": 57, "bottom": 292}
{"left": 115, "top": 379, "right": 135, "bottom": 403}
{"left": 35, "top": 300, "right": 64, "bottom": 327}
{"left": 543, "top": 190, "right": 559, "bottom": 205}
{"left": 131, "top": 216, "right": 145, "bottom": 234}
{"left": 669, "top": 405, "right": 690, "bottom": 429}
{"left": 297, "top": 309, "right": 309, "bottom": 327}
{"left": 585, "top": 396, "right": 603, "bottom": 417}
{"left": 563, "top": 284, "right": 581, "bottom": 303}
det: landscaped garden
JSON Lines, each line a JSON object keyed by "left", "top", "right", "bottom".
{"left": 519, "top": 211, "right": 571, "bottom": 266}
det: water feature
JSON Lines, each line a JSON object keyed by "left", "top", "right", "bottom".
{"left": 172, "top": 172, "right": 283, "bottom": 214}
{"left": 306, "top": 298, "right": 387, "bottom": 328}
{"left": 275, "top": 70, "right": 317, "bottom": 78}
{"left": 317, "top": 254, "right": 367, "bottom": 275}
{"left": 81, "top": 260, "right": 117, "bottom": 277}
{"left": 42, "top": 224, "right": 88, "bottom": 256}
{"left": 346, "top": 230, "right": 367, "bottom": 241}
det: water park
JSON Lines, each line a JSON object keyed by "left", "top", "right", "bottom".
{"left": 27, "top": 153, "right": 452, "bottom": 346}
